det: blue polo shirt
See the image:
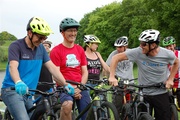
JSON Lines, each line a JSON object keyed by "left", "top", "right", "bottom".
{"left": 2, "top": 38, "right": 50, "bottom": 89}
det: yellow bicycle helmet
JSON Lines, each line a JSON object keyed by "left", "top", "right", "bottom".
{"left": 26, "top": 17, "right": 53, "bottom": 36}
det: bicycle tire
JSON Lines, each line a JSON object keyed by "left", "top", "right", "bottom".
{"left": 138, "top": 113, "right": 154, "bottom": 120}
{"left": 49, "top": 104, "right": 61, "bottom": 120}
{"left": 86, "top": 101, "right": 119, "bottom": 120}
{"left": 4, "top": 107, "right": 14, "bottom": 120}
{"left": 170, "top": 103, "right": 178, "bottom": 120}
{"left": 0, "top": 112, "right": 2, "bottom": 120}
{"left": 100, "top": 102, "right": 119, "bottom": 120}
{"left": 120, "top": 103, "right": 132, "bottom": 120}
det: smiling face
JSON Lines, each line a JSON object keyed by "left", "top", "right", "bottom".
{"left": 165, "top": 44, "right": 176, "bottom": 52}
{"left": 62, "top": 28, "right": 78, "bottom": 43}
{"left": 140, "top": 42, "right": 150, "bottom": 54}
{"left": 33, "top": 33, "right": 47, "bottom": 46}
{"left": 89, "top": 43, "right": 99, "bottom": 51}
{"left": 27, "top": 30, "right": 47, "bottom": 47}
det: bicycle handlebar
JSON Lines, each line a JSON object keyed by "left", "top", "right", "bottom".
{"left": 38, "top": 82, "right": 56, "bottom": 86}
{"left": 66, "top": 80, "right": 119, "bottom": 93}
{"left": 10, "top": 86, "right": 67, "bottom": 96}
{"left": 118, "top": 81, "right": 166, "bottom": 90}
{"left": 87, "top": 79, "right": 109, "bottom": 84}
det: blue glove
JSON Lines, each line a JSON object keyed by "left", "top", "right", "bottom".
{"left": 65, "top": 83, "right": 75, "bottom": 96}
{"left": 15, "top": 81, "right": 28, "bottom": 95}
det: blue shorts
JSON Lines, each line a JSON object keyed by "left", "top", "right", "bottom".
{"left": 60, "top": 90, "right": 91, "bottom": 120}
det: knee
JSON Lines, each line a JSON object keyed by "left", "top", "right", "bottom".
{"left": 61, "top": 101, "right": 73, "bottom": 115}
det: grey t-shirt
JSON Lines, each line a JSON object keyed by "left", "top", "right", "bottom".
{"left": 106, "top": 49, "right": 134, "bottom": 81}
{"left": 125, "top": 47, "right": 176, "bottom": 95}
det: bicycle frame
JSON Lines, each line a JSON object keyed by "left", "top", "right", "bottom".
{"left": 119, "top": 80, "right": 165, "bottom": 120}
{"left": 66, "top": 80, "right": 119, "bottom": 120}
{"left": 3, "top": 85, "right": 65, "bottom": 120}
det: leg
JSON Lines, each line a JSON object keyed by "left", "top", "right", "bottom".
{"left": 59, "top": 93, "right": 73, "bottom": 120}
{"left": 112, "top": 90, "right": 123, "bottom": 114}
{"left": 76, "top": 90, "right": 91, "bottom": 120}
{"left": 145, "top": 92, "right": 170, "bottom": 120}
{"left": 1, "top": 88, "right": 31, "bottom": 120}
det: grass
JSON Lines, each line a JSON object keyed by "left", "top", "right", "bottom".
{"left": 0, "top": 62, "right": 7, "bottom": 71}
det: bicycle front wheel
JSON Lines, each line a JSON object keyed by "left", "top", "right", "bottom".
{"left": 120, "top": 103, "right": 132, "bottom": 120}
{"left": 138, "top": 113, "right": 154, "bottom": 120}
{"left": 4, "top": 107, "right": 14, "bottom": 120}
{"left": 49, "top": 104, "right": 61, "bottom": 120}
{"left": 170, "top": 103, "right": 178, "bottom": 120}
{"left": 98, "top": 101, "right": 119, "bottom": 120}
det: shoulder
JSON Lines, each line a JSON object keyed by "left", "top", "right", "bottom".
{"left": 111, "top": 50, "right": 118, "bottom": 54}
{"left": 9, "top": 38, "right": 24, "bottom": 49}
{"left": 95, "top": 51, "right": 102, "bottom": 57}
{"left": 74, "top": 44, "right": 84, "bottom": 52}
{"left": 159, "top": 47, "right": 175, "bottom": 57}
{"left": 125, "top": 47, "right": 140, "bottom": 53}
{"left": 51, "top": 44, "right": 62, "bottom": 51}
{"left": 75, "top": 44, "right": 83, "bottom": 49}
{"left": 159, "top": 47, "right": 173, "bottom": 53}
{"left": 10, "top": 38, "right": 23, "bottom": 45}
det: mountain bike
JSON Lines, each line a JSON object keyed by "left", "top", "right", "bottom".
{"left": 167, "top": 78, "right": 180, "bottom": 120}
{"left": 119, "top": 80, "right": 165, "bottom": 120}
{"left": 0, "top": 96, "right": 3, "bottom": 120}
{"left": 64, "top": 80, "right": 119, "bottom": 120}
{"left": 3, "top": 85, "right": 66, "bottom": 120}
{"left": 168, "top": 88, "right": 179, "bottom": 120}
{"left": 172, "top": 78, "right": 180, "bottom": 112}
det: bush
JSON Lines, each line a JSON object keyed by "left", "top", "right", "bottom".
{"left": 0, "top": 47, "right": 7, "bottom": 62}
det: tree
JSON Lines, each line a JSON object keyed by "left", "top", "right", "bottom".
{"left": 0, "top": 31, "right": 17, "bottom": 46}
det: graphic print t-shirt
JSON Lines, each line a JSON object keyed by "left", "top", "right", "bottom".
{"left": 50, "top": 44, "right": 87, "bottom": 83}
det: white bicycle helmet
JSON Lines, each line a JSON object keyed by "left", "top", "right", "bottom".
{"left": 139, "top": 29, "right": 160, "bottom": 43}
{"left": 84, "top": 35, "right": 101, "bottom": 43}
{"left": 114, "top": 36, "right": 128, "bottom": 46}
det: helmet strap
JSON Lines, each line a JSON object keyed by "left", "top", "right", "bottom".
{"left": 123, "top": 46, "right": 126, "bottom": 52}
{"left": 146, "top": 43, "right": 158, "bottom": 56}
{"left": 86, "top": 43, "right": 94, "bottom": 51}
{"left": 27, "top": 32, "right": 35, "bottom": 48}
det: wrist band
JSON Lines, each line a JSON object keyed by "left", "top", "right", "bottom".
{"left": 15, "top": 80, "right": 22, "bottom": 84}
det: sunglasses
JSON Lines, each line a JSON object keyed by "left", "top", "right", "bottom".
{"left": 35, "top": 33, "right": 48, "bottom": 41}
{"left": 140, "top": 42, "right": 148, "bottom": 47}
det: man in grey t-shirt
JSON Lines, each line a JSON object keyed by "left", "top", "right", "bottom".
{"left": 105, "top": 36, "right": 134, "bottom": 114}
{"left": 109, "top": 29, "right": 179, "bottom": 120}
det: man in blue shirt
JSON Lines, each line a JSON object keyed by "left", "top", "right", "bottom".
{"left": 1, "top": 16, "right": 74, "bottom": 120}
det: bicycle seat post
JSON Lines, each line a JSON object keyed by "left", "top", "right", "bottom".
{"left": 139, "top": 89, "right": 143, "bottom": 102}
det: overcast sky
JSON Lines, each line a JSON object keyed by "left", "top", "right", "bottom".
{"left": 0, "top": 0, "right": 121, "bottom": 47}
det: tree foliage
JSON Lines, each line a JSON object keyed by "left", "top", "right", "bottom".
{"left": 1, "top": 0, "right": 180, "bottom": 61}
{"left": 0, "top": 31, "right": 17, "bottom": 46}
{"left": 76, "top": 0, "right": 180, "bottom": 60}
